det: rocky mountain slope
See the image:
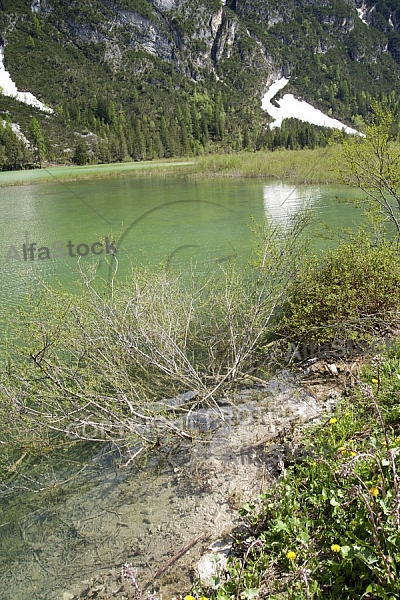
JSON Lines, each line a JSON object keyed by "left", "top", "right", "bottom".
{"left": 0, "top": 0, "right": 399, "bottom": 166}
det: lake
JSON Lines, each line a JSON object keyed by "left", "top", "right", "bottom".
{"left": 0, "top": 170, "right": 366, "bottom": 599}
{"left": 0, "top": 173, "right": 364, "bottom": 322}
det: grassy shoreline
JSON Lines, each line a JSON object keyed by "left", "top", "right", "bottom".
{"left": 192, "top": 147, "right": 338, "bottom": 184}
{"left": 0, "top": 159, "right": 195, "bottom": 187}
{"left": 0, "top": 147, "right": 342, "bottom": 188}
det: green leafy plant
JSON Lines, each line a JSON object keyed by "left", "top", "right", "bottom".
{"left": 195, "top": 345, "right": 400, "bottom": 599}
{"left": 337, "top": 103, "right": 400, "bottom": 237}
{"left": 0, "top": 214, "right": 309, "bottom": 494}
{"left": 278, "top": 230, "right": 400, "bottom": 352}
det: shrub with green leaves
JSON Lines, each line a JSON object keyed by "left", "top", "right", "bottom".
{"left": 0, "top": 214, "right": 309, "bottom": 495}
{"left": 279, "top": 232, "right": 400, "bottom": 353}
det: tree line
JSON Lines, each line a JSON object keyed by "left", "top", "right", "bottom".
{"left": 0, "top": 86, "right": 398, "bottom": 170}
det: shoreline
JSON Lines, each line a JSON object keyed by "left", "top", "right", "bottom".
{"left": 0, "top": 147, "right": 346, "bottom": 188}
{"left": 0, "top": 159, "right": 195, "bottom": 187}
{"left": 66, "top": 369, "right": 346, "bottom": 600}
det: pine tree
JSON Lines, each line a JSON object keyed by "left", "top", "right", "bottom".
{"left": 1, "top": 126, "right": 30, "bottom": 170}
{"left": 72, "top": 140, "right": 88, "bottom": 165}
{"left": 28, "top": 118, "right": 46, "bottom": 168}
{"left": 133, "top": 120, "right": 146, "bottom": 160}
{"left": 160, "top": 115, "right": 170, "bottom": 157}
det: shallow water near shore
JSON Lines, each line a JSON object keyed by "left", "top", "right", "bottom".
{"left": 0, "top": 370, "right": 342, "bottom": 600}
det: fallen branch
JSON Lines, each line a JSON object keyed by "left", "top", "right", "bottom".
{"left": 153, "top": 533, "right": 205, "bottom": 579}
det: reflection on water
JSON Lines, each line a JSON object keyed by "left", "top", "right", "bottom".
{"left": 263, "top": 182, "right": 321, "bottom": 222}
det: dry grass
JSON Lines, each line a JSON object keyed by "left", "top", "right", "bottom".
{"left": 191, "top": 147, "right": 339, "bottom": 184}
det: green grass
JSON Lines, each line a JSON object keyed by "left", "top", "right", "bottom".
{"left": 191, "top": 147, "right": 340, "bottom": 184}
{"left": 0, "top": 159, "right": 195, "bottom": 187}
{"left": 195, "top": 343, "right": 400, "bottom": 599}
{"left": 0, "top": 146, "right": 342, "bottom": 188}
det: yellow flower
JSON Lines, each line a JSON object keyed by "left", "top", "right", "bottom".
{"left": 370, "top": 487, "right": 379, "bottom": 497}
{"left": 350, "top": 451, "right": 357, "bottom": 457}
{"left": 329, "top": 418, "right": 337, "bottom": 424}
{"left": 372, "top": 378, "right": 378, "bottom": 384}
{"left": 184, "top": 596, "right": 196, "bottom": 600}
{"left": 331, "top": 544, "right": 341, "bottom": 553}
{"left": 286, "top": 551, "right": 297, "bottom": 561}
{"left": 337, "top": 447, "right": 346, "bottom": 453}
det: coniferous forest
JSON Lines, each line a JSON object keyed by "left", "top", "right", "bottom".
{"left": 0, "top": 0, "right": 399, "bottom": 169}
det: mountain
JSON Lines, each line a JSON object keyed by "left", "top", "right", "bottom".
{"left": 0, "top": 0, "right": 399, "bottom": 168}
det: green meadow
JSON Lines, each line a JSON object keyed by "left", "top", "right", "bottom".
{"left": 0, "top": 147, "right": 343, "bottom": 188}
{"left": 0, "top": 159, "right": 195, "bottom": 186}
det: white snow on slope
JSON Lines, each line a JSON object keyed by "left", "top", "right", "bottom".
{"left": 0, "top": 47, "right": 53, "bottom": 113}
{"left": 12, "top": 122, "right": 30, "bottom": 145}
{"left": 357, "top": 7, "right": 368, "bottom": 25}
{"left": 262, "top": 77, "right": 361, "bottom": 135}
{"left": 1, "top": 119, "right": 30, "bottom": 146}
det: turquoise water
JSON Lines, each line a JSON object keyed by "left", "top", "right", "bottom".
{"left": 0, "top": 174, "right": 365, "bottom": 320}
{"left": 0, "top": 172, "right": 368, "bottom": 600}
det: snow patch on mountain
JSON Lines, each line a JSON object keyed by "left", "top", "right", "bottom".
{"left": 357, "top": 6, "right": 369, "bottom": 25}
{"left": 262, "top": 77, "right": 362, "bottom": 136}
{"left": 0, "top": 47, "right": 53, "bottom": 113}
{"left": 1, "top": 119, "right": 30, "bottom": 146}
{"left": 11, "top": 122, "right": 30, "bottom": 145}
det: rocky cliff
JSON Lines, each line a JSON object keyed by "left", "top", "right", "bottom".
{"left": 0, "top": 0, "right": 398, "bottom": 165}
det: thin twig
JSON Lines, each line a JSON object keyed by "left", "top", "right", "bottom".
{"left": 153, "top": 533, "right": 205, "bottom": 579}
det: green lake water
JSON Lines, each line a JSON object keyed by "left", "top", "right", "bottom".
{"left": 0, "top": 171, "right": 368, "bottom": 600}
{"left": 0, "top": 174, "right": 365, "bottom": 321}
